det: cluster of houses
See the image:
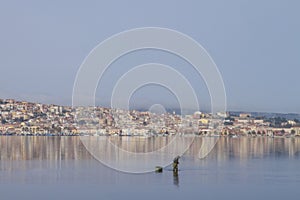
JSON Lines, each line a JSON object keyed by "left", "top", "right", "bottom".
{"left": 1, "top": 98, "right": 300, "bottom": 137}
{"left": 216, "top": 113, "right": 300, "bottom": 137}
{"left": 0, "top": 99, "right": 76, "bottom": 135}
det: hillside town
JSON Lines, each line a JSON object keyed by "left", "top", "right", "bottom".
{"left": 1, "top": 98, "right": 300, "bottom": 137}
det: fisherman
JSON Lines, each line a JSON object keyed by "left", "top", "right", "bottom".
{"left": 173, "top": 156, "right": 180, "bottom": 173}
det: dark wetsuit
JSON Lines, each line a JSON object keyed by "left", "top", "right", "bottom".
{"left": 173, "top": 156, "right": 180, "bottom": 172}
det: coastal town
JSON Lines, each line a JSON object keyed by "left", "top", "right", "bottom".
{"left": 1, "top": 98, "right": 300, "bottom": 137}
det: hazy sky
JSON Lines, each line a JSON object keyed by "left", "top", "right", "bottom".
{"left": 0, "top": 0, "right": 299, "bottom": 113}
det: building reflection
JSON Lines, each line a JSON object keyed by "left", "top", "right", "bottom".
{"left": 186, "top": 137, "right": 300, "bottom": 161}
{"left": 1, "top": 136, "right": 300, "bottom": 163}
{"left": 0, "top": 136, "right": 91, "bottom": 161}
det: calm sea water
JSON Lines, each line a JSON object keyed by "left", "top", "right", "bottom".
{"left": 1, "top": 136, "right": 300, "bottom": 200}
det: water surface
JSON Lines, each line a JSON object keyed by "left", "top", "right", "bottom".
{"left": 1, "top": 136, "right": 300, "bottom": 200}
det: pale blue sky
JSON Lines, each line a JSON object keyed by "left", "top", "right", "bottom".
{"left": 0, "top": 0, "right": 299, "bottom": 113}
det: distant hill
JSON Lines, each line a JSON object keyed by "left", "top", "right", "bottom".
{"left": 229, "top": 111, "right": 300, "bottom": 120}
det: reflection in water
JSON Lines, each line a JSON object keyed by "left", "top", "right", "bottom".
{"left": 1, "top": 136, "right": 300, "bottom": 177}
{"left": 173, "top": 170, "right": 179, "bottom": 186}
{"left": 0, "top": 136, "right": 91, "bottom": 161}
{"left": 184, "top": 136, "right": 300, "bottom": 160}
{"left": 80, "top": 136, "right": 194, "bottom": 173}
{"left": 0, "top": 136, "right": 92, "bottom": 176}
{"left": 1, "top": 136, "right": 300, "bottom": 199}
{"left": 107, "top": 136, "right": 175, "bottom": 153}
{"left": 1, "top": 136, "right": 300, "bottom": 162}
